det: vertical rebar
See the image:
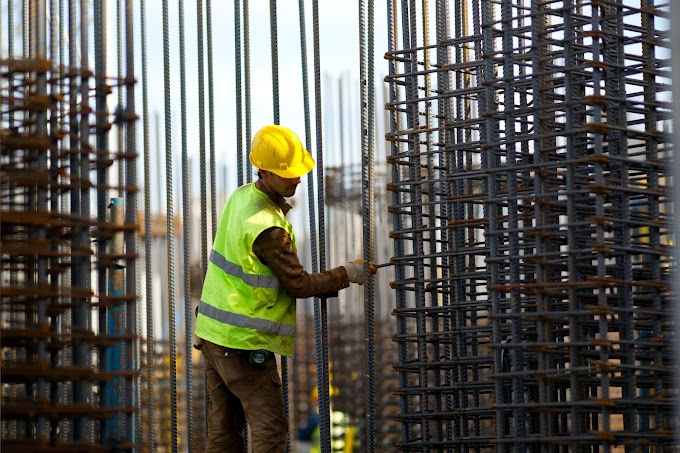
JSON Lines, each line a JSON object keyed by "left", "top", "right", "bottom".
{"left": 207, "top": 0, "right": 216, "bottom": 236}
{"left": 360, "top": 0, "right": 377, "bottom": 449}
{"left": 116, "top": 0, "right": 124, "bottom": 193}
{"left": 33, "top": 0, "right": 49, "bottom": 442}
{"left": 310, "top": 1, "right": 332, "bottom": 451}
{"left": 671, "top": 2, "right": 680, "bottom": 450}
{"left": 94, "top": 0, "right": 111, "bottom": 442}
{"left": 234, "top": 0, "right": 244, "bottom": 187}
{"left": 140, "top": 0, "right": 156, "bottom": 449}
{"left": 270, "top": 0, "right": 279, "bottom": 125}
{"left": 244, "top": 0, "right": 252, "bottom": 182}
{"left": 124, "top": 0, "right": 140, "bottom": 447}
{"left": 161, "top": 1, "right": 178, "bottom": 451}
{"left": 181, "top": 0, "right": 193, "bottom": 449}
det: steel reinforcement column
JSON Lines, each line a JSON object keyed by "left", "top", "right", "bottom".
{"left": 385, "top": 1, "right": 676, "bottom": 451}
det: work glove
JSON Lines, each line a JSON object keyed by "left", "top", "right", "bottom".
{"left": 342, "top": 259, "right": 377, "bottom": 285}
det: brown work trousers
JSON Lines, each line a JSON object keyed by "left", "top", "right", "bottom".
{"left": 201, "top": 339, "right": 288, "bottom": 453}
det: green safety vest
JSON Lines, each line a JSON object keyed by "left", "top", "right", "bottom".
{"left": 195, "top": 183, "right": 297, "bottom": 357}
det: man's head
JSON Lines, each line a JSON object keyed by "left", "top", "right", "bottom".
{"left": 250, "top": 125, "right": 314, "bottom": 178}
{"left": 250, "top": 125, "right": 314, "bottom": 198}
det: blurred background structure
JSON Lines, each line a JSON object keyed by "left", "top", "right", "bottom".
{"left": 1, "top": 1, "right": 677, "bottom": 452}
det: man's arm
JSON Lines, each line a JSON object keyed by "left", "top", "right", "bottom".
{"left": 253, "top": 227, "right": 350, "bottom": 298}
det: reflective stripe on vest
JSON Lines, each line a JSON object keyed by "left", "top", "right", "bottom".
{"left": 198, "top": 299, "right": 296, "bottom": 337}
{"left": 209, "top": 249, "right": 279, "bottom": 289}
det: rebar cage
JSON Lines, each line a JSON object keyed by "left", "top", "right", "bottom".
{"left": 1, "top": 8, "right": 139, "bottom": 449}
{"left": 385, "top": 0, "right": 675, "bottom": 451}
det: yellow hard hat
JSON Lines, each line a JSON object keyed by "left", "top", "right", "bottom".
{"left": 249, "top": 125, "right": 315, "bottom": 178}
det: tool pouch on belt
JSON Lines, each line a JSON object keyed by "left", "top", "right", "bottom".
{"left": 248, "top": 349, "right": 273, "bottom": 368}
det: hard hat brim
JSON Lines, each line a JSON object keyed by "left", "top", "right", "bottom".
{"left": 263, "top": 148, "right": 315, "bottom": 179}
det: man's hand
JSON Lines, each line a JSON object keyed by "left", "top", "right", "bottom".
{"left": 342, "top": 259, "right": 377, "bottom": 285}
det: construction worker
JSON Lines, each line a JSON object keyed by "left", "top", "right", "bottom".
{"left": 194, "top": 124, "right": 376, "bottom": 453}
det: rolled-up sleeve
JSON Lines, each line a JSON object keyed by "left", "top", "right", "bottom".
{"left": 253, "top": 227, "right": 350, "bottom": 298}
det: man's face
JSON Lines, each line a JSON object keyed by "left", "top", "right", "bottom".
{"left": 262, "top": 171, "right": 302, "bottom": 198}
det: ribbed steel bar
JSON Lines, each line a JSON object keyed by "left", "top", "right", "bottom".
{"left": 386, "top": 1, "right": 675, "bottom": 451}
{"left": 359, "top": 0, "right": 377, "bottom": 449}
{"left": 124, "top": 0, "right": 140, "bottom": 447}
{"left": 435, "top": 0, "right": 455, "bottom": 445}
{"left": 234, "top": 0, "right": 244, "bottom": 187}
{"left": 116, "top": 0, "right": 124, "bottom": 193}
{"left": 94, "top": 0, "right": 112, "bottom": 442}
{"left": 270, "top": 0, "right": 279, "bottom": 125}
{"left": 266, "top": 2, "right": 290, "bottom": 450}
{"left": 672, "top": 6, "right": 680, "bottom": 450}
{"left": 244, "top": 0, "right": 252, "bottom": 183}
{"left": 386, "top": 0, "right": 412, "bottom": 447}
{"left": 406, "top": 0, "right": 431, "bottom": 449}
{"left": 49, "top": 0, "right": 63, "bottom": 445}
{"left": 57, "top": 0, "right": 69, "bottom": 442}
{"left": 297, "top": 4, "right": 322, "bottom": 447}
{"left": 67, "top": 0, "right": 81, "bottom": 441}
{"left": 34, "top": 0, "right": 50, "bottom": 442}
{"left": 161, "top": 1, "right": 179, "bottom": 451}
{"left": 206, "top": 0, "right": 217, "bottom": 236}
{"left": 115, "top": 0, "right": 130, "bottom": 441}
{"left": 181, "top": 0, "right": 193, "bottom": 449}
{"left": 196, "top": 0, "right": 207, "bottom": 332}
{"left": 75, "top": 0, "right": 93, "bottom": 441}
{"left": 140, "top": 0, "right": 156, "bottom": 448}
{"left": 205, "top": 0, "right": 216, "bottom": 447}
{"left": 310, "top": 2, "right": 332, "bottom": 452}
{"left": 8, "top": 0, "right": 14, "bottom": 61}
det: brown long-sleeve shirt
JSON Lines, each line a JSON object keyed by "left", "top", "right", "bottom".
{"left": 252, "top": 180, "right": 349, "bottom": 298}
